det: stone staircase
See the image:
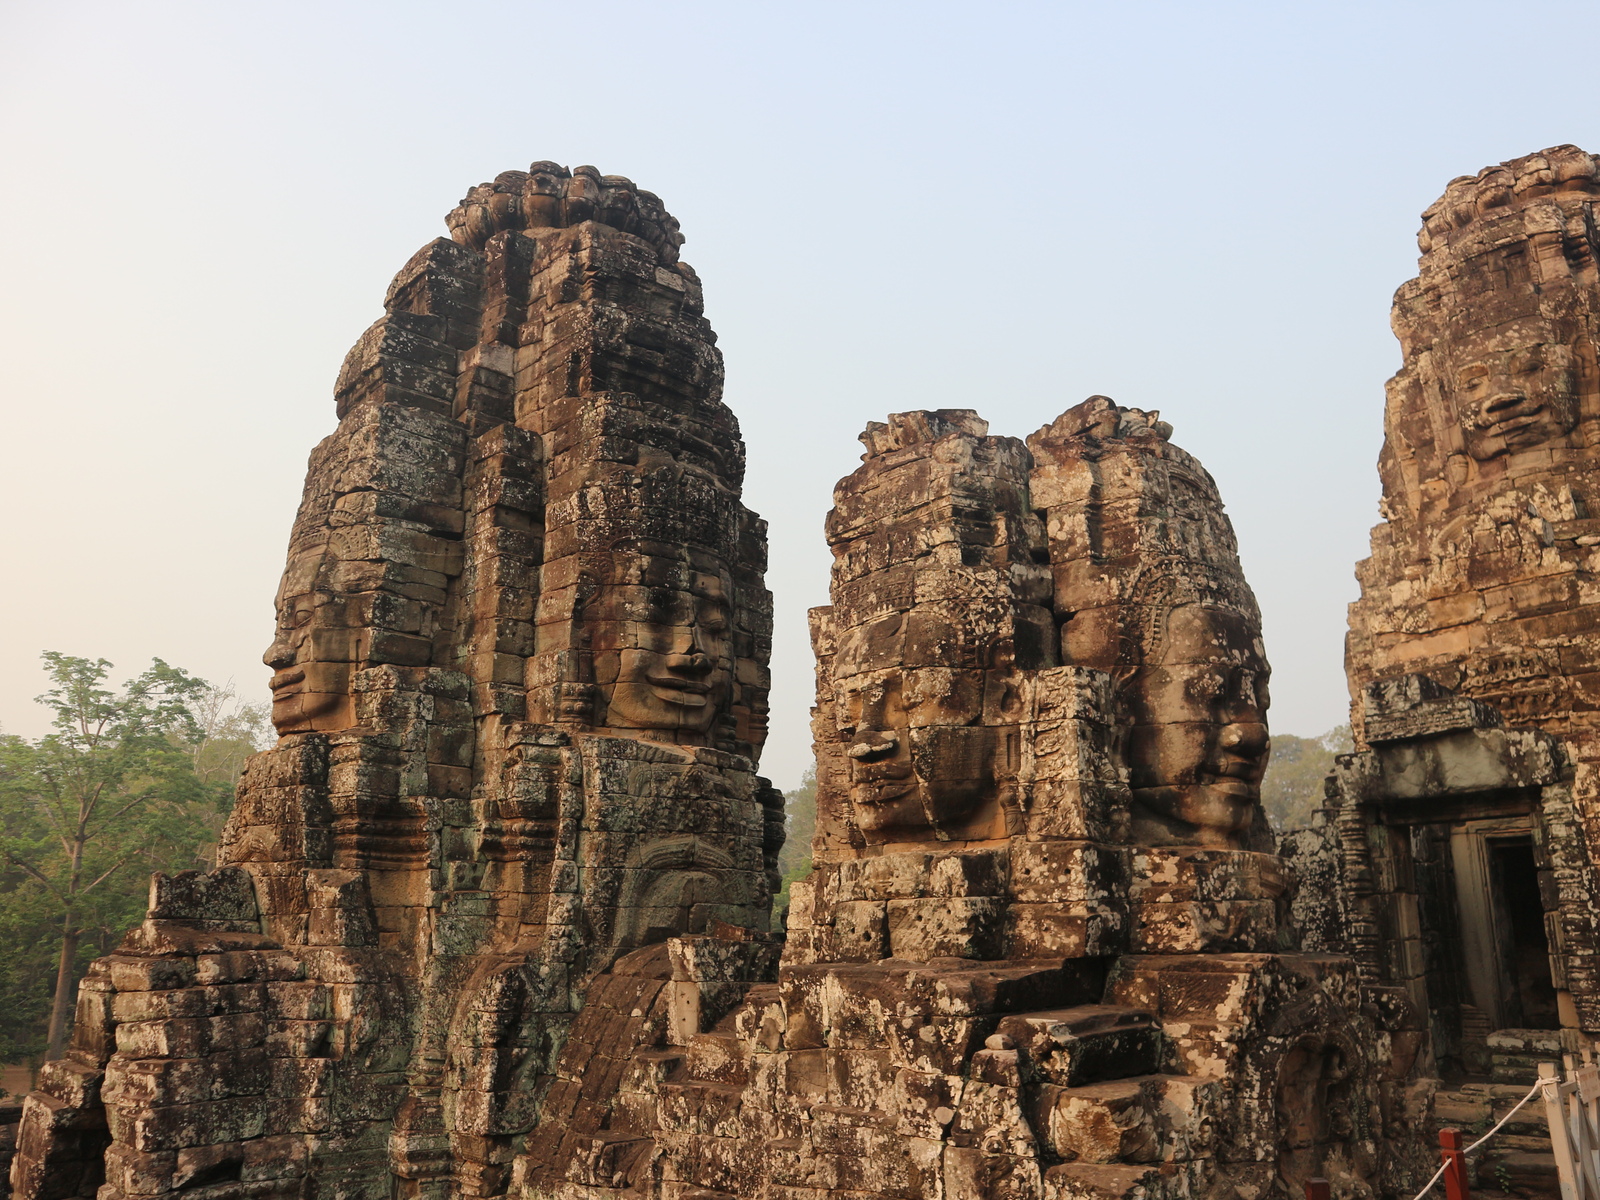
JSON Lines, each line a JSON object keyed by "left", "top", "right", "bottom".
{"left": 627, "top": 972, "right": 1207, "bottom": 1199}
{"left": 1000, "top": 1003, "right": 1213, "bottom": 1197}
{"left": 1435, "top": 1029, "right": 1565, "bottom": 1200}
{"left": 520, "top": 947, "right": 1391, "bottom": 1199}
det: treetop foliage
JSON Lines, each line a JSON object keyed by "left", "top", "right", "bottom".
{"left": 0, "top": 653, "right": 270, "bottom": 1074}
{"left": 1259, "top": 724, "right": 1353, "bottom": 832}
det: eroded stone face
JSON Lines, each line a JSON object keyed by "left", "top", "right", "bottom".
{"left": 1348, "top": 147, "right": 1600, "bottom": 764}
{"left": 3, "top": 161, "right": 782, "bottom": 1200}
{"left": 600, "top": 569, "right": 734, "bottom": 735}
{"left": 1336, "top": 144, "right": 1600, "bottom": 1076}
{"left": 1125, "top": 604, "right": 1271, "bottom": 847}
{"left": 263, "top": 587, "right": 358, "bottom": 734}
{"left": 833, "top": 613, "right": 997, "bottom": 836}
{"left": 511, "top": 402, "right": 1409, "bottom": 1200}
{"left": 1442, "top": 317, "right": 1582, "bottom": 461}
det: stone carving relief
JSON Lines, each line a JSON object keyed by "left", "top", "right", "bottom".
{"left": 1029, "top": 398, "right": 1274, "bottom": 851}
{"left": 3, "top": 157, "right": 1458, "bottom": 1200}
{"left": 1120, "top": 599, "right": 1271, "bottom": 847}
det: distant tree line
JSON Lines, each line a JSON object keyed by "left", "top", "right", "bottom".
{"left": 0, "top": 654, "right": 270, "bottom": 1082}
{"left": 1259, "top": 725, "right": 1353, "bottom": 831}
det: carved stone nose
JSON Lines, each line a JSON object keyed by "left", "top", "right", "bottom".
{"left": 1221, "top": 723, "right": 1267, "bottom": 754}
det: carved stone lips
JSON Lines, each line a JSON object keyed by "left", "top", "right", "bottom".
{"left": 646, "top": 674, "right": 711, "bottom": 693}
{"left": 270, "top": 668, "right": 305, "bottom": 695}
{"left": 646, "top": 674, "right": 712, "bottom": 705}
{"left": 1198, "top": 765, "right": 1259, "bottom": 798}
{"left": 1492, "top": 410, "right": 1545, "bottom": 437}
{"left": 857, "top": 778, "right": 915, "bottom": 805}
{"left": 1480, "top": 395, "right": 1543, "bottom": 429}
{"left": 1211, "top": 756, "right": 1259, "bottom": 779}
{"left": 1201, "top": 755, "right": 1264, "bottom": 792}
{"left": 852, "top": 760, "right": 913, "bottom": 805}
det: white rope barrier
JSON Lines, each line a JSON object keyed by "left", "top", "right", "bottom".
{"left": 1465, "top": 1078, "right": 1545, "bottom": 1155}
{"left": 1407, "top": 1079, "right": 1545, "bottom": 1200}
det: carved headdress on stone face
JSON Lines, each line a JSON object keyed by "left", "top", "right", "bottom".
{"left": 1028, "top": 396, "right": 1271, "bottom": 849}
{"left": 1026, "top": 395, "right": 1262, "bottom": 680}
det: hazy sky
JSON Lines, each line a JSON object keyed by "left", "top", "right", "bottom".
{"left": 3, "top": 0, "right": 1598, "bottom": 790}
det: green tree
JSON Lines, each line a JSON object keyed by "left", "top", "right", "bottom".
{"left": 1259, "top": 724, "right": 1353, "bottom": 832}
{"left": 772, "top": 766, "right": 817, "bottom": 924}
{"left": 0, "top": 654, "right": 235, "bottom": 1061}
{"left": 181, "top": 682, "right": 272, "bottom": 866}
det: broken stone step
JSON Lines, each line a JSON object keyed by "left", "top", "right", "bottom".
{"left": 1034, "top": 1076, "right": 1158, "bottom": 1164}
{"left": 1493, "top": 1134, "right": 1556, "bottom": 1153}
{"left": 1033, "top": 1073, "right": 1215, "bottom": 1165}
{"left": 1480, "top": 1149, "right": 1561, "bottom": 1197}
{"left": 686, "top": 1030, "right": 749, "bottom": 1085}
{"left": 620, "top": 1048, "right": 684, "bottom": 1093}
{"left": 558, "top": 1131, "right": 654, "bottom": 1189}
{"left": 995, "top": 1005, "right": 1162, "bottom": 1086}
{"left": 1485, "top": 1029, "right": 1563, "bottom": 1055}
{"left": 1435, "top": 1095, "right": 1492, "bottom": 1126}
{"left": 1044, "top": 1160, "right": 1169, "bottom": 1200}
{"left": 712, "top": 982, "right": 779, "bottom": 1034}
{"left": 1492, "top": 1060, "right": 1552, "bottom": 1085}
{"left": 655, "top": 1080, "right": 745, "bottom": 1137}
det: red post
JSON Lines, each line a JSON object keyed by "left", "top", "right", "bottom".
{"left": 1304, "top": 1178, "right": 1331, "bottom": 1200}
{"left": 1440, "top": 1128, "right": 1471, "bottom": 1200}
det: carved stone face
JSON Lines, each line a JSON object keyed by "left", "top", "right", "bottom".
{"left": 263, "top": 586, "right": 360, "bottom": 735}
{"left": 602, "top": 570, "right": 733, "bottom": 736}
{"left": 1445, "top": 320, "right": 1581, "bottom": 460}
{"left": 1124, "top": 604, "right": 1270, "bottom": 847}
{"left": 834, "top": 617, "right": 996, "bottom": 838}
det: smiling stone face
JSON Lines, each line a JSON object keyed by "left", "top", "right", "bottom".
{"left": 824, "top": 598, "right": 1009, "bottom": 842}
{"left": 262, "top": 546, "right": 365, "bottom": 735}
{"left": 601, "top": 570, "right": 734, "bottom": 736}
{"left": 1445, "top": 319, "right": 1582, "bottom": 460}
{"left": 834, "top": 671, "right": 994, "bottom": 838}
{"left": 1123, "top": 604, "right": 1270, "bottom": 847}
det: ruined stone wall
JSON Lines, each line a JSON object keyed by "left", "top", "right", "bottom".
{"left": 1342, "top": 146, "right": 1600, "bottom": 1038}
{"left": 517, "top": 403, "right": 1429, "bottom": 1200}
{"left": 8, "top": 164, "right": 777, "bottom": 1200}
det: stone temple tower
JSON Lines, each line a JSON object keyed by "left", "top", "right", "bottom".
{"left": 9, "top": 164, "right": 780, "bottom": 1200}
{"left": 515, "top": 402, "right": 1428, "bottom": 1200}
{"left": 1321, "top": 147, "right": 1600, "bottom": 1104}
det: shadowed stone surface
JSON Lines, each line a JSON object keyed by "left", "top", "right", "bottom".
{"left": 1347, "top": 145, "right": 1600, "bottom": 754}
{"left": 1321, "top": 147, "right": 1600, "bottom": 1039}
{"left": 4, "top": 166, "right": 1453, "bottom": 1200}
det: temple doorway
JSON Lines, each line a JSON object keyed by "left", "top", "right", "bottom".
{"left": 1450, "top": 826, "right": 1560, "bottom": 1034}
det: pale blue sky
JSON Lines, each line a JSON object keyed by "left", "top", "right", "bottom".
{"left": 3, "top": 1, "right": 1597, "bottom": 788}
